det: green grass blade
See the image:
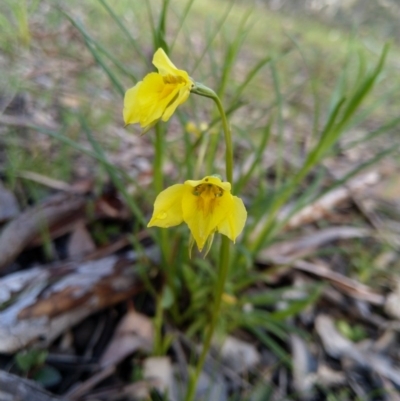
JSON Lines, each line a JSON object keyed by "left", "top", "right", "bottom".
{"left": 145, "top": 0, "right": 157, "bottom": 51}
{"left": 98, "top": 0, "right": 149, "bottom": 67}
{"left": 79, "top": 116, "right": 146, "bottom": 225}
{"left": 286, "top": 32, "right": 320, "bottom": 139}
{"left": 344, "top": 115, "right": 400, "bottom": 150}
{"left": 337, "top": 44, "right": 389, "bottom": 132}
{"left": 63, "top": 12, "right": 136, "bottom": 82}
{"left": 270, "top": 61, "right": 284, "bottom": 187}
{"left": 216, "top": 9, "right": 253, "bottom": 98}
{"left": 156, "top": 0, "right": 171, "bottom": 52}
{"left": 190, "top": 1, "right": 234, "bottom": 74}
{"left": 228, "top": 54, "right": 272, "bottom": 110}
{"left": 170, "top": 0, "right": 196, "bottom": 50}
{"left": 63, "top": 12, "right": 125, "bottom": 96}
{"left": 235, "top": 120, "right": 272, "bottom": 193}
{"left": 248, "top": 327, "right": 291, "bottom": 367}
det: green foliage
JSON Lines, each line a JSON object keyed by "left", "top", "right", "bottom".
{"left": 0, "top": 0, "right": 36, "bottom": 50}
{"left": 2, "top": 1, "right": 399, "bottom": 397}
{"left": 336, "top": 319, "right": 367, "bottom": 342}
{"left": 15, "top": 349, "right": 48, "bottom": 372}
{"left": 15, "top": 348, "right": 62, "bottom": 388}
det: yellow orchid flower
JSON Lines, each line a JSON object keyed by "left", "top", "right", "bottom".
{"left": 123, "top": 48, "right": 194, "bottom": 133}
{"left": 148, "top": 175, "right": 247, "bottom": 253}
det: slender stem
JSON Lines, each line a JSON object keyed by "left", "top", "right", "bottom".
{"left": 153, "top": 294, "right": 164, "bottom": 356}
{"left": 154, "top": 124, "right": 171, "bottom": 262}
{"left": 153, "top": 124, "right": 171, "bottom": 356}
{"left": 191, "top": 83, "right": 233, "bottom": 185}
{"left": 213, "top": 96, "right": 233, "bottom": 185}
{"left": 154, "top": 124, "right": 164, "bottom": 194}
{"left": 185, "top": 237, "right": 230, "bottom": 401}
{"left": 185, "top": 84, "right": 233, "bottom": 401}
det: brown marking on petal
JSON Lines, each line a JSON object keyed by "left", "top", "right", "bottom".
{"left": 163, "top": 74, "right": 186, "bottom": 85}
{"left": 192, "top": 184, "right": 224, "bottom": 217}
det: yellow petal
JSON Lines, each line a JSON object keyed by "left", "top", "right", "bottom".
{"left": 152, "top": 48, "right": 179, "bottom": 76}
{"left": 217, "top": 196, "right": 247, "bottom": 242}
{"left": 136, "top": 73, "right": 178, "bottom": 127}
{"left": 124, "top": 72, "right": 182, "bottom": 129}
{"left": 181, "top": 184, "right": 232, "bottom": 251}
{"left": 123, "top": 82, "right": 141, "bottom": 125}
{"left": 161, "top": 85, "right": 191, "bottom": 122}
{"left": 148, "top": 184, "right": 186, "bottom": 228}
{"left": 152, "top": 48, "right": 191, "bottom": 84}
{"left": 184, "top": 176, "right": 231, "bottom": 192}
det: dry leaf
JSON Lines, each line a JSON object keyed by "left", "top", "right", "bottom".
{"left": 67, "top": 221, "right": 96, "bottom": 258}
{"left": 100, "top": 309, "right": 153, "bottom": 368}
{"left": 0, "top": 182, "right": 20, "bottom": 223}
{"left": 220, "top": 336, "right": 260, "bottom": 374}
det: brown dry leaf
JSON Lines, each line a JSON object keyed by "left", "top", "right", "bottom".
{"left": 258, "top": 254, "right": 385, "bottom": 305}
{"left": 260, "top": 226, "right": 370, "bottom": 261}
{"left": 67, "top": 221, "right": 96, "bottom": 259}
{"left": 251, "top": 170, "right": 380, "bottom": 241}
{"left": 95, "top": 189, "right": 131, "bottom": 220}
{"left": 100, "top": 309, "right": 154, "bottom": 368}
{"left": 18, "top": 171, "right": 75, "bottom": 192}
{"left": 0, "top": 193, "right": 86, "bottom": 271}
{"left": 0, "top": 181, "right": 20, "bottom": 224}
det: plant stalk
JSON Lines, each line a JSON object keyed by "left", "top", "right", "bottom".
{"left": 185, "top": 84, "right": 233, "bottom": 401}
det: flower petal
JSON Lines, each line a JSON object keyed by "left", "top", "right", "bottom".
{"left": 123, "top": 82, "right": 141, "bottom": 125}
{"left": 182, "top": 185, "right": 232, "bottom": 251}
{"left": 152, "top": 48, "right": 191, "bottom": 84}
{"left": 162, "top": 85, "right": 191, "bottom": 122}
{"left": 124, "top": 72, "right": 183, "bottom": 129}
{"left": 217, "top": 196, "right": 247, "bottom": 242}
{"left": 184, "top": 176, "right": 231, "bottom": 192}
{"left": 148, "top": 184, "right": 187, "bottom": 228}
{"left": 152, "top": 48, "right": 180, "bottom": 76}
{"left": 136, "top": 73, "right": 178, "bottom": 127}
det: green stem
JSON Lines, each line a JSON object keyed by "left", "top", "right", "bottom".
{"left": 154, "top": 124, "right": 170, "bottom": 261}
{"left": 153, "top": 294, "right": 164, "bottom": 356}
{"left": 185, "top": 84, "right": 233, "bottom": 401}
{"left": 191, "top": 83, "right": 233, "bottom": 184}
{"left": 153, "top": 124, "right": 171, "bottom": 356}
{"left": 154, "top": 124, "right": 164, "bottom": 194}
{"left": 185, "top": 237, "right": 230, "bottom": 401}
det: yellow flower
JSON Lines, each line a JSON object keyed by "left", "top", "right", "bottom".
{"left": 123, "top": 48, "right": 193, "bottom": 132}
{"left": 148, "top": 175, "right": 247, "bottom": 253}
